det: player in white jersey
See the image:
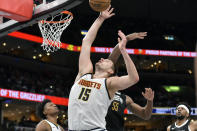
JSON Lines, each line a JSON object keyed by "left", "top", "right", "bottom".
{"left": 68, "top": 5, "right": 139, "bottom": 130}
{"left": 35, "top": 99, "right": 64, "bottom": 131}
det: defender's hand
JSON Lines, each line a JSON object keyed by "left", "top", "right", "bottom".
{"left": 127, "top": 32, "right": 147, "bottom": 41}
{"left": 118, "top": 30, "right": 127, "bottom": 51}
{"left": 142, "top": 88, "right": 154, "bottom": 101}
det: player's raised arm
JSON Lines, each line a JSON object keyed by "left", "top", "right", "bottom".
{"left": 108, "top": 32, "right": 147, "bottom": 64}
{"left": 75, "top": 6, "right": 115, "bottom": 82}
{"left": 126, "top": 88, "right": 154, "bottom": 120}
{"left": 107, "top": 30, "right": 139, "bottom": 94}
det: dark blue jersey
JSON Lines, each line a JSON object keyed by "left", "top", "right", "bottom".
{"left": 105, "top": 92, "right": 127, "bottom": 131}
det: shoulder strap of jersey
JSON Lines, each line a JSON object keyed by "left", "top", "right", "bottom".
{"left": 170, "top": 122, "right": 176, "bottom": 129}
{"left": 185, "top": 119, "right": 191, "bottom": 126}
{"left": 44, "top": 119, "right": 60, "bottom": 130}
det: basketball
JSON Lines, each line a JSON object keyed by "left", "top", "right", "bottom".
{"left": 89, "top": 0, "right": 111, "bottom": 12}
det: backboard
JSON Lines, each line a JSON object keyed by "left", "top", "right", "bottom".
{"left": 0, "top": 0, "right": 84, "bottom": 38}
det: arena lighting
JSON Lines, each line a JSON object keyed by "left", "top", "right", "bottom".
{"left": 124, "top": 117, "right": 127, "bottom": 121}
{"left": 5, "top": 103, "right": 8, "bottom": 107}
{"left": 188, "top": 69, "right": 192, "bottom": 74}
{"left": 81, "top": 30, "right": 88, "bottom": 36}
{"left": 33, "top": 56, "right": 36, "bottom": 59}
{"left": 0, "top": 88, "right": 196, "bottom": 115}
{"left": 38, "top": 54, "right": 42, "bottom": 57}
{"left": 163, "top": 86, "right": 180, "bottom": 92}
{"left": 46, "top": 52, "right": 50, "bottom": 56}
{"left": 8, "top": 31, "right": 197, "bottom": 58}
{"left": 164, "top": 35, "right": 174, "bottom": 40}
{"left": 2, "top": 42, "right": 6, "bottom": 46}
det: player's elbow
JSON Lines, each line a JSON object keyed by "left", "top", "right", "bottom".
{"left": 134, "top": 74, "right": 139, "bottom": 83}
{"left": 130, "top": 74, "right": 139, "bottom": 85}
{"left": 141, "top": 113, "right": 151, "bottom": 120}
{"left": 125, "top": 75, "right": 139, "bottom": 88}
{"left": 143, "top": 114, "right": 151, "bottom": 120}
{"left": 141, "top": 109, "right": 151, "bottom": 120}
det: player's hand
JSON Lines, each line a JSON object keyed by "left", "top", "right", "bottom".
{"left": 142, "top": 88, "right": 154, "bottom": 101}
{"left": 126, "top": 32, "right": 147, "bottom": 41}
{"left": 118, "top": 30, "right": 127, "bottom": 51}
{"left": 100, "top": 5, "right": 115, "bottom": 20}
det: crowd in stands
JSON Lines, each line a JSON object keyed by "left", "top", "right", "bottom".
{"left": 0, "top": 64, "right": 195, "bottom": 107}
{"left": 0, "top": 65, "right": 73, "bottom": 97}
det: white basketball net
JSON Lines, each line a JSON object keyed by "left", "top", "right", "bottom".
{"left": 38, "top": 11, "right": 73, "bottom": 52}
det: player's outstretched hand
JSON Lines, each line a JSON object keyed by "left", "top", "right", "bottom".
{"left": 118, "top": 30, "right": 127, "bottom": 51}
{"left": 100, "top": 5, "right": 115, "bottom": 20}
{"left": 127, "top": 32, "right": 147, "bottom": 41}
{"left": 142, "top": 88, "right": 154, "bottom": 101}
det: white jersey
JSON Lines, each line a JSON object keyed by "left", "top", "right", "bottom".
{"left": 44, "top": 120, "right": 62, "bottom": 131}
{"left": 68, "top": 73, "right": 112, "bottom": 130}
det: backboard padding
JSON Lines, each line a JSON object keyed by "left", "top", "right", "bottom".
{"left": 0, "top": 0, "right": 84, "bottom": 38}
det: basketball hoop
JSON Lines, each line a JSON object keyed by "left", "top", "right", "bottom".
{"left": 38, "top": 11, "right": 73, "bottom": 52}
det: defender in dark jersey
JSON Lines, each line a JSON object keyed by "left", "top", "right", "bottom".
{"left": 105, "top": 89, "right": 154, "bottom": 131}
{"left": 167, "top": 102, "right": 197, "bottom": 131}
{"left": 105, "top": 92, "right": 126, "bottom": 130}
{"left": 105, "top": 32, "right": 154, "bottom": 130}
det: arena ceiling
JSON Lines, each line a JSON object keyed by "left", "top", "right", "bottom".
{"left": 78, "top": 0, "right": 197, "bottom": 22}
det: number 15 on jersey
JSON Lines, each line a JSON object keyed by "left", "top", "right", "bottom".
{"left": 78, "top": 88, "right": 92, "bottom": 101}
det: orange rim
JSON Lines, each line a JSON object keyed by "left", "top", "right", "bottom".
{"left": 39, "top": 11, "right": 73, "bottom": 24}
